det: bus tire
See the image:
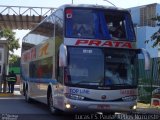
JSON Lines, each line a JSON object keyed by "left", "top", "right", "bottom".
{"left": 25, "top": 88, "right": 32, "bottom": 103}
{"left": 48, "top": 92, "right": 62, "bottom": 115}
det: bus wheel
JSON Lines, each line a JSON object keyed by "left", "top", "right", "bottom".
{"left": 25, "top": 89, "right": 32, "bottom": 103}
{"left": 49, "top": 92, "right": 56, "bottom": 113}
{"left": 48, "top": 92, "right": 61, "bottom": 115}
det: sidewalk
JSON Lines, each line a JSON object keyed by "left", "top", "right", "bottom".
{"left": 136, "top": 108, "right": 160, "bottom": 115}
{"left": 0, "top": 85, "right": 21, "bottom": 97}
{"left": 136, "top": 102, "right": 160, "bottom": 115}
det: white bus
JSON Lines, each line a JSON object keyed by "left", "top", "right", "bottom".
{"left": 20, "top": 4, "right": 150, "bottom": 114}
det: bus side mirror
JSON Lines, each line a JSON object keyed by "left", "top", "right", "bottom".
{"left": 138, "top": 48, "right": 151, "bottom": 70}
{"left": 59, "top": 44, "right": 67, "bottom": 67}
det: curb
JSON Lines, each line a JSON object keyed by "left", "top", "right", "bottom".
{"left": 0, "top": 93, "right": 14, "bottom": 97}
{"left": 0, "top": 91, "right": 21, "bottom": 97}
{"left": 136, "top": 108, "right": 160, "bottom": 115}
{"left": 0, "top": 85, "right": 21, "bottom": 97}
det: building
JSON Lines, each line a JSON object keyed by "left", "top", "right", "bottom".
{"left": 129, "top": 3, "right": 160, "bottom": 27}
{"left": 136, "top": 26, "right": 159, "bottom": 58}
{"left": 129, "top": 3, "right": 160, "bottom": 58}
{"left": 129, "top": 3, "right": 160, "bottom": 103}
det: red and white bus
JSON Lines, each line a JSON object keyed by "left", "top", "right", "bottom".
{"left": 20, "top": 4, "right": 150, "bottom": 114}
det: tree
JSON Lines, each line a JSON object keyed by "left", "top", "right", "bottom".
{"left": 0, "top": 29, "right": 20, "bottom": 93}
{"left": 0, "top": 29, "right": 20, "bottom": 64}
{"left": 9, "top": 54, "right": 20, "bottom": 65}
{"left": 150, "top": 16, "right": 160, "bottom": 47}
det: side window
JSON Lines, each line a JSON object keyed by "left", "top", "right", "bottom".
{"left": 22, "top": 14, "right": 55, "bottom": 52}
{"left": 55, "top": 9, "right": 64, "bottom": 60}
{"left": 46, "top": 16, "right": 55, "bottom": 38}
{"left": 55, "top": 9, "right": 64, "bottom": 38}
{"left": 50, "top": 14, "right": 56, "bottom": 38}
{"left": 105, "top": 14, "right": 126, "bottom": 39}
{"left": 54, "top": 9, "right": 64, "bottom": 84}
{"left": 29, "top": 57, "right": 53, "bottom": 79}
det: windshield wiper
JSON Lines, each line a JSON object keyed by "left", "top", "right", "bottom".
{"left": 74, "top": 81, "right": 90, "bottom": 85}
{"left": 113, "top": 83, "right": 132, "bottom": 86}
{"left": 74, "top": 81, "right": 100, "bottom": 85}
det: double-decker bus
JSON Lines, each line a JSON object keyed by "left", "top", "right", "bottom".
{"left": 20, "top": 4, "right": 150, "bottom": 114}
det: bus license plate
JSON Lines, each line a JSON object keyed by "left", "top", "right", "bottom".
{"left": 97, "top": 104, "right": 110, "bottom": 109}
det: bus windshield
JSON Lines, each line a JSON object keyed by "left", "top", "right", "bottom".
{"left": 65, "top": 47, "right": 138, "bottom": 88}
{"left": 65, "top": 8, "right": 135, "bottom": 41}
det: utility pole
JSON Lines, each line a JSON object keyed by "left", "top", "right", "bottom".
{"left": 72, "top": 0, "right": 73, "bottom": 4}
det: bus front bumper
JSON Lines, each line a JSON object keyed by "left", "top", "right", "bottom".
{"left": 63, "top": 99, "right": 137, "bottom": 113}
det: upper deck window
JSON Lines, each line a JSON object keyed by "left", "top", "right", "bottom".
{"left": 65, "top": 8, "right": 135, "bottom": 41}
{"left": 65, "top": 9, "right": 96, "bottom": 39}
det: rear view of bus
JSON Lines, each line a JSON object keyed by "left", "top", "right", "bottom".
{"left": 57, "top": 5, "right": 150, "bottom": 113}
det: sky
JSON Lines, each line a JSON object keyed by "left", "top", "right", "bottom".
{"left": 0, "top": 0, "right": 159, "bottom": 8}
{"left": 0, "top": 0, "right": 159, "bottom": 56}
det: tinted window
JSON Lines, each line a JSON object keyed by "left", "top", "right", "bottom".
{"left": 104, "top": 49, "right": 138, "bottom": 86}
{"left": 65, "top": 9, "right": 96, "bottom": 39}
{"left": 65, "top": 47, "right": 104, "bottom": 85}
{"left": 65, "top": 47, "right": 138, "bottom": 88}
{"left": 29, "top": 57, "right": 53, "bottom": 78}
{"left": 65, "top": 8, "right": 135, "bottom": 41}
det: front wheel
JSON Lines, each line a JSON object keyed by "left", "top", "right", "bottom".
{"left": 25, "top": 89, "right": 32, "bottom": 103}
{"left": 48, "top": 92, "right": 62, "bottom": 115}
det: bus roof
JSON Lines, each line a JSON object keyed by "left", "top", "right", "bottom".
{"left": 59, "top": 4, "right": 127, "bottom": 12}
{"left": 23, "top": 4, "right": 129, "bottom": 41}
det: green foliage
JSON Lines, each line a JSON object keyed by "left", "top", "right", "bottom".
{"left": 151, "top": 16, "right": 160, "bottom": 47}
{"left": 0, "top": 29, "right": 20, "bottom": 52}
{"left": 0, "top": 29, "right": 20, "bottom": 64}
{"left": 9, "top": 54, "right": 20, "bottom": 64}
{"left": 151, "top": 16, "right": 160, "bottom": 21}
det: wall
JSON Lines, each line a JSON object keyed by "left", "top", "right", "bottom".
{"left": 156, "top": 4, "right": 160, "bottom": 16}
{"left": 135, "top": 26, "right": 159, "bottom": 58}
{"left": 129, "top": 7, "right": 141, "bottom": 25}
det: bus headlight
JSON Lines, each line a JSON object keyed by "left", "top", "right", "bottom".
{"left": 65, "top": 93, "right": 85, "bottom": 100}
{"left": 122, "top": 96, "right": 137, "bottom": 101}
{"left": 132, "top": 105, "right": 137, "bottom": 110}
{"left": 65, "top": 103, "right": 71, "bottom": 109}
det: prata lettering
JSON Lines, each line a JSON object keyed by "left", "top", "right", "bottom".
{"left": 70, "top": 88, "right": 90, "bottom": 94}
{"left": 75, "top": 39, "right": 132, "bottom": 48}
